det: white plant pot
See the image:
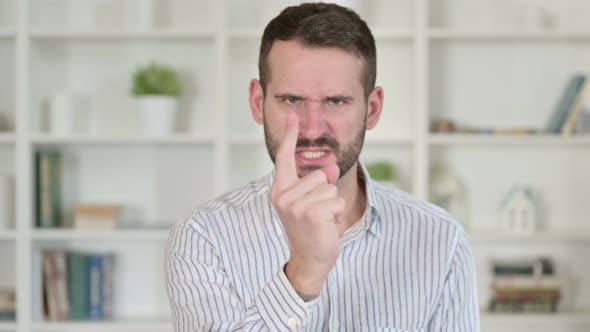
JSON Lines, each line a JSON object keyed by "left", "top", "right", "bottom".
{"left": 137, "top": 96, "right": 178, "bottom": 135}
{"left": 135, "top": 0, "right": 155, "bottom": 30}
{"left": 49, "top": 93, "right": 89, "bottom": 135}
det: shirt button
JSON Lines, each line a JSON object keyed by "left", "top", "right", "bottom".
{"left": 287, "top": 318, "right": 298, "bottom": 328}
{"left": 333, "top": 320, "right": 340, "bottom": 328}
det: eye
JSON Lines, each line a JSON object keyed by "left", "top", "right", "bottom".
{"left": 328, "top": 98, "right": 345, "bottom": 106}
{"left": 284, "top": 96, "right": 300, "bottom": 105}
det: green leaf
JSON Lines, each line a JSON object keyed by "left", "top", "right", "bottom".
{"left": 132, "top": 63, "right": 182, "bottom": 96}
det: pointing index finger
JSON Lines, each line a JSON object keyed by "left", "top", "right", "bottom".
{"left": 274, "top": 112, "right": 299, "bottom": 191}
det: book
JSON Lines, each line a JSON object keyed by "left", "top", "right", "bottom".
{"left": 73, "top": 205, "right": 121, "bottom": 230}
{"left": 42, "top": 251, "right": 70, "bottom": 321}
{"left": 491, "top": 275, "right": 561, "bottom": 290}
{"left": 491, "top": 257, "right": 554, "bottom": 276}
{"left": 35, "top": 151, "right": 62, "bottom": 228}
{"left": 88, "top": 254, "right": 114, "bottom": 321}
{"left": 545, "top": 74, "right": 587, "bottom": 134}
{"left": 67, "top": 252, "right": 89, "bottom": 320}
{"left": 561, "top": 76, "right": 589, "bottom": 135}
{"left": 42, "top": 252, "right": 59, "bottom": 321}
{"left": 88, "top": 255, "right": 104, "bottom": 321}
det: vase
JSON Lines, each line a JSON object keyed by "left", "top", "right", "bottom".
{"left": 137, "top": 95, "right": 178, "bottom": 136}
{"left": 49, "top": 92, "right": 89, "bottom": 135}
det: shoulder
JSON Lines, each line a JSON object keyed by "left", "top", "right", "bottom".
{"left": 374, "top": 180, "right": 461, "bottom": 224}
{"left": 371, "top": 180, "right": 467, "bottom": 248}
{"left": 170, "top": 174, "right": 271, "bottom": 237}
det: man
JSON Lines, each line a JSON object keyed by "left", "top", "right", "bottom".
{"left": 166, "top": 3, "right": 479, "bottom": 331}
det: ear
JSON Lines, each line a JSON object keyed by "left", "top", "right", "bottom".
{"left": 249, "top": 79, "right": 264, "bottom": 125}
{"left": 365, "top": 86, "right": 384, "bottom": 130}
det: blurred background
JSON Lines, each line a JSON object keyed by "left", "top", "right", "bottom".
{"left": 0, "top": 0, "right": 589, "bottom": 331}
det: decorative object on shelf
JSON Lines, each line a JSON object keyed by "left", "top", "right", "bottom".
{"left": 132, "top": 63, "right": 182, "bottom": 136}
{"left": 499, "top": 185, "right": 538, "bottom": 236}
{"left": 521, "top": 4, "right": 553, "bottom": 30}
{"left": 365, "top": 160, "right": 399, "bottom": 188}
{"left": 0, "top": 174, "right": 14, "bottom": 229}
{"left": 545, "top": 73, "right": 588, "bottom": 135}
{"left": 43, "top": 251, "right": 114, "bottom": 321}
{"left": 430, "top": 118, "right": 456, "bottom": 133}
{"left": 48, "top": 92, "right": 90, "bottom": 135}
{"left": 488, "top": 257, "right": 560, "bottom": 313}
{"left": 0, "top": 109, "right": 13, "bottom": 132}
{"left": 73, "top": 204, "right": 121, "bottom": 230}
{"left": 429, "top": 161, "right": 469, "bottom": 226}
{"left": 35, "top": 150, "right": 63, "bottom": 228}
{"left": 574, "top": 110, "right": 590, "bottom": 134}
{"left": 0, "top": 288, "right": 15, "bottom": 321}
{"left": 135, "top": 0, "right": 156, "bottom": 30}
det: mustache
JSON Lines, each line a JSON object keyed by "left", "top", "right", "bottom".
{"left": 296, "top": 135, "right": 340, "bottom": 151}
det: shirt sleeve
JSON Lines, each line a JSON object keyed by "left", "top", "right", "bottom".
{"left": 427, "top": 230, "right": 481, "bottom": 332}
{"left": 165, "top": 217, "right": 314, "bottom": 332}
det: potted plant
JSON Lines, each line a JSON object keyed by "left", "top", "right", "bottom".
{"left": 132, "top": 63, "right": 182, "bottom": 135}
{"left": 366, "top": 161, "right": 399, "bottom": 188}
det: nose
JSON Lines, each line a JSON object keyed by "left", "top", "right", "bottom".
{"left": 298, "top": 102, "right": 326, "bottom": 140}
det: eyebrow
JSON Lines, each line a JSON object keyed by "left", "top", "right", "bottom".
{"left": 273, "top": 93, "right": 354, "bottom": 102}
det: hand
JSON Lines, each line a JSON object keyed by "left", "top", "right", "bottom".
{"left": 270, "top": 112, "right": 345, "bottom": 297}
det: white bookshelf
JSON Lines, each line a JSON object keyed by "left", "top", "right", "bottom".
{"left": 28, "top": 30, "right": 216, "bottom": 41}
{"left": 429, "top": 133, "right": 590, "bottom": 146}
{"left": 0, "top": 322, "right": 17, "bottom": 331}
{"left": 0, "top": 0, "right": 589, "bottom": 331}
{"left": 467, "top": 229, "right": 590, "bottom": 244}
{"left": 0, "top": 134, "right": 15, "bottom": 144}
{"left": 30, "top": 229, "right": 170, "bottom": 242}
{"left": 30, "top": 134, "right": 216, "bottom": 146}
{"left": 480, "top": 311, "right": 590, "bottom": 325}
{"left": 30, "top": 320, "right": 173, "bottom": 332}
{"left": 0, "top": 230, "right": 16, "bottom": 241}
{"left": 429, "top": 29, "right": 590, "bottom": 41}
{"left": 0, "top": 29, "right": 14, "bottom": 38}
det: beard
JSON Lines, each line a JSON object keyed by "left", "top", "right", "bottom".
{"left": 264, "top": 112, "right": 367, "bottom": 180}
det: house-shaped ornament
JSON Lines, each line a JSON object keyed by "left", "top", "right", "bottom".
{"left": 499, "top": 186, "right": 537, "bottom": 235}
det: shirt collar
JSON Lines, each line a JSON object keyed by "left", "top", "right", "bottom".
{"left": 265, "top": 161, "right": 382, "bottom": 238}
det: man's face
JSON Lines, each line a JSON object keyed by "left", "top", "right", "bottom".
{"left": 254, "top": 40, "right": 376, "bottom": 179}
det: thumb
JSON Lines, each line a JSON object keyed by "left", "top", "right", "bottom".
{"left": 321, "top": 164, "right": 340, "bottom": 184}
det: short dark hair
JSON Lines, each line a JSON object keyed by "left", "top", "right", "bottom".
{"left": 258, "top": 2, "right": 377, "bottom": 99}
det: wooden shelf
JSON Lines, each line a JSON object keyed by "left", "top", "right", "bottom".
{"left": 31, "top": 134, "right": 216, "bottom": 146}
{"left": 31, "top": 320, "right": 172, "bottom": 332}
{"left": 429, "top": 29, "right": 590, "bottom": 41}
{"left": 29, "top": 30, "right": 215, "bottom": 41}
{"left": 429, "top": 133, "right": 590, "bottom": 147}
{"left": 31, "top": 229, "right": 170, "bottom": 242}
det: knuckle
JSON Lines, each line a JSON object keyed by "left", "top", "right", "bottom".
{"left": 275, "top": 192, "right": 290, "bottom": 211}
{"left": 326, "top": 184, "right": 338, "bottom": 196}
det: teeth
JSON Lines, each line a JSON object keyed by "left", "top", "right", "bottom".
{"left": 300, "top": 151, "right": 326, "bottom": 159}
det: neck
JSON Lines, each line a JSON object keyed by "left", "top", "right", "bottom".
{"left": 335, "top": 162, "right": 367, "bottom": 235}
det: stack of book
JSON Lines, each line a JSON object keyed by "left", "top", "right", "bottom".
{"left": 0, "top": 289, "right": 15, "bottom": 321}
{"left": 42, "top": 251, "right": 114, "bottom": 321}
{"left": 488, "top": 257, "right": 561, "bottom": 313}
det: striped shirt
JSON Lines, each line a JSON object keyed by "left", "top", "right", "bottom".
{"left": 165, "top": 164, "right": 480, "bottom": 331}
